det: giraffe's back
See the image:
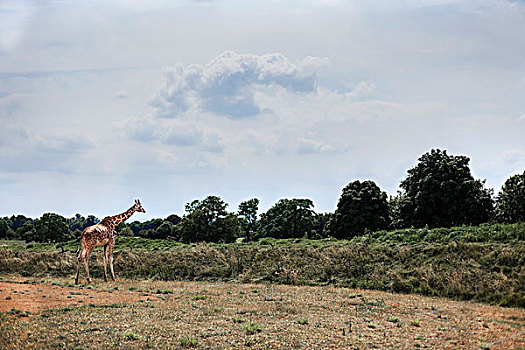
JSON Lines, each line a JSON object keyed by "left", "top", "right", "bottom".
{"left": 81, "top": 224, "right": 113, "bottom": 247}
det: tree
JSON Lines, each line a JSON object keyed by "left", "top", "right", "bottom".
{"left": 154, "top": 222, "right": 176, "bottom": 239}
{"left": 179, "top": 195, "right": 240, "bottom": 243}
{"left": 0, "top": 219, "right": 14, "bottom": 239}
{"left": 125, "top": 218, "right": 164, "bottom": 236}
{"left": 313, "top": 212, "right": 331, "bottom": 239}
{"left": 118, "top": 226, "right": 134, "bottom": 237}
{"left": 86, "top": 215, "right": 100, "bottom": 227}
{"left": 18, "top": 223, "right": 35, "bottom": 242}
{"left": 166, "top": 214, "right": 182, "bottom": 225}
{"left": 257, "top": 199, "right": 316, "bottom": 239}
{"left": 399, "top": 149, "right": 493, "bottom": 228}
{"left": 388, "top": 193, "right": 405, "bottom": 229}
{"left": 67, "top": 214, "right": 86, "bottom": 232}
{"left": 326, "top": 180, "right": 389, "bottom": 239}
{"left": 496, "top": 171, "right": 525, "bottom": 223}
{"left": 29, "top": 213, "right": 72, "bottom": 243}
{"left": 238, "top": 198, "right": 259, "bottom": 241}
{"left": 8, "top": 215, "right": 32, "bottom": 232}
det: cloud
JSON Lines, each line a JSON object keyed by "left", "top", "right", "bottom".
{"left": 115, "top": 89, "right": 128, "bottom": 99}
{"left": 125, "top": 116, "right": 221, "bottom": 152}
{"left": 0, "top": 121, "right": 94, "bottom": 173}
{"left": 0, "top": 0, "right": 34, "bottom": 53}
{"left": 296, "top": 138, "right": 336, "bottom": 155}
{"left": 151, "top": 50, "right": 329, "bottom": 119}
{"left": 36, "top": 135, "right": 93, "bottom": 155}
{"left": 0, "top": 122, "right": 29, "bottom": 148}
{"left": 502, "top": 149, "right": 525, "bottom": 164}
{"left": 124, "top": 51, "right": 397, "bottom": 167}
{"left": 0, "top": 93, "right": 24, "bottom": 117}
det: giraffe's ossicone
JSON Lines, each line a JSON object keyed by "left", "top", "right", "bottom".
{"left": 75, "top": 199, "right": 145, "bottom": 284}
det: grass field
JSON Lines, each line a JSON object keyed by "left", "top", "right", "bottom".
{"left": 1, "top": 275, "right": 524, "bottom": 349}
{"left": 1, "top": 239, "right": 523, "bottom": 307}
{"left": 1, "top": 223, "right": 523, "bottom": 348}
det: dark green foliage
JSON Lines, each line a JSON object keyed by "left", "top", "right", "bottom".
{"left": 0, "top": 219, "right": 14, "bottom": 239}
{"left": 355, "top": 222, "right": 525, "bottom": 244}
{"left": 388, "top": 194, "right": 404, "bottom": 229}
{"left": 256, "top": 199, "right": 316, "bottom": 239}
{"left": 126, "top": 219, "right": 164, "bottom": 236}
{"left": 327, "top": 180, "right": 389, "bottom": 239}
{"left": 1, "top": 224, "right": 523, "bottom": 307}
{"left": 399, "top": 149, "right": 493, "bottom": 228}
{"left": 165, "top": 214, "right": 182, "bottom": 225}
{"left": 496, "top": 171, "right": 525, "bottom": 223}
{"left": 153, "top": 222, "right": 176, "bottom": 240}
{"left": 27, "top": 213, "right": 73, "bottom": 243}
{"left": 6, "top": 215, "right": 32, "bottom": 232}
{"left": 238, "top": 198, "right": 259, "bottom": 241}
{"left": 312, "top": 213, "right": 331, "bottom": 239}
{"left": 16, "top": 223, "right": 35, "bottom": 241}
{"left": 66, "top": 214, "right": 100, "bottom": 232}
{"left": 0, "top": 215, "right": 33, "bottom": 239}
{"left": 179, "top": 196, "right": 240, "bottom": 243}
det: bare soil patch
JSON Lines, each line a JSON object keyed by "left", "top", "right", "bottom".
{"left": 0, "top": 275, "right": 523, "bottom": 349}
{"left": 0, "top": 277, "right": 147, "bottom": 314}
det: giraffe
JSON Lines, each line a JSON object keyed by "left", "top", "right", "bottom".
{"left": 75, "top": 199, "right": 146, "bottom": 284}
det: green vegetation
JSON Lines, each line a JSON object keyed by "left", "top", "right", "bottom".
{"left": 2, "top": 149, "right": 524, "bottom": 246}
{"left": 0, "top": 149, "right": 523, "bottom": 308}
{"left": 179, "top": 196, "right": 240, "bottom": 243}
{"left": 1, "top": 222, "right": 523, "bottom": 307}
{"left": 397, "top": 149, "right": 493, "bottom": 228}
{"left": 495, "top": 170, "right": 525, "bottom": 223}
{"left": 122, "top": 330, "right": 140, "bottom": 341}
{"left": 256, "top": 198, "right": 317, "bottom": 240}
{"left": 297, "top": 317, "right": 309, "bottom": 325}
{"left": 238, "top": 198, "right": 259, "bottom": 242}
{"left": 178, "top": 336, "right": 198, "bottom": 347}
{"left": 240, "top": 321, "right": 262, "bottom": 335}
{"left": 326, "top": 180, "right": 389, "bottom": 239}
{"left": 387, "top": 316, "right": 400, "bottom": 323}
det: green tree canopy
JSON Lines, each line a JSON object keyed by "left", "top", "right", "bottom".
{"left": 165, "top": 214, "right": 182, "bottom": 225}
{"left": 125, "top": 218, "right": 164, "bottom": 236}
{"left": 0, "top": 219, "right": 14, "bottom": 239}
{"left": 7, "top": 215, "right": 32, "bottom": 232}
{"left": 326, "top": 180, "right": 389, "bottom": 239}
{"left": 29, "top": 213, "right": 72, "bottom": 243}
{"left": 256, "top": 198, "right": 316, "bottom": 239}
{"left": 399, "top": 149, "right": 493, "bottom": 228}
{"left": 238, "top": 198, "right": 259, "bottom": 241}
{"left": 496, "top": 171, "right": 525, "bottom": 223}
{"left": 179, "top": 195, "right": 240, "bottom": 243}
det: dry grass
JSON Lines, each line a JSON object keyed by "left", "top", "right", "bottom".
{"left": 1, "top": 275, "right": 524, "bottom": 349}
{"left": 1, "top": 241, "right": 524, "bottom": 307}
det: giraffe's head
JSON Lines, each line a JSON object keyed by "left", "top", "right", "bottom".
{"left": 134, "top": 199, "right": 146, "bottom": 213}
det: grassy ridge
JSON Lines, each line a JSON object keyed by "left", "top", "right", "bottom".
{"left": 1, "top": 244, "right": 523, "bottom": 307}
{"left": 0, "top": 223, "right": 523, "bottom": 307}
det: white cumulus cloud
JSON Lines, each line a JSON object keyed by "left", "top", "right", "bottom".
{"left": 150, "top": 50, "right": 330, "bottom": 119}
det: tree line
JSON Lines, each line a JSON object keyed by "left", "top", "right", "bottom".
{"left": 1, "top": 149, "right": 524, "bottom": 244}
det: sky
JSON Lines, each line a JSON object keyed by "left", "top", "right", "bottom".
{"left": 1, "top": 0, "right": 524, "bottom": 221}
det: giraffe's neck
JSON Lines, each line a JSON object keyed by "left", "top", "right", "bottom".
{"left": 101, "top": 206, "right": 136, "bottom": 228}
{"left": 111, "top": 206, "right": 136, "bottom": 226}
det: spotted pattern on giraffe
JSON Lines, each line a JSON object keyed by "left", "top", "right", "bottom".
{"left": 75, "top": 199, "right": 145, "bottom": 284}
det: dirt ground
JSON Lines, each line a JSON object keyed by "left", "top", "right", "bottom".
{"left": 0, "top": 275, "right": 524, "bottom": 349}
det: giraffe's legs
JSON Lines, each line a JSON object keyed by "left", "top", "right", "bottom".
{"left": 75, "top": 251, "right": 82, "bottom": 285}
{"left": 108, "top": 239, "right": 116, "bottom": 281}
{"left": 103, "top": 244, "right": 109, "bottom": 282}
{"left": 75, "top": 248, "right": 92, "bottom": 284}
{"left": 83, "top": 249, "right": 92, "bottom": 284}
